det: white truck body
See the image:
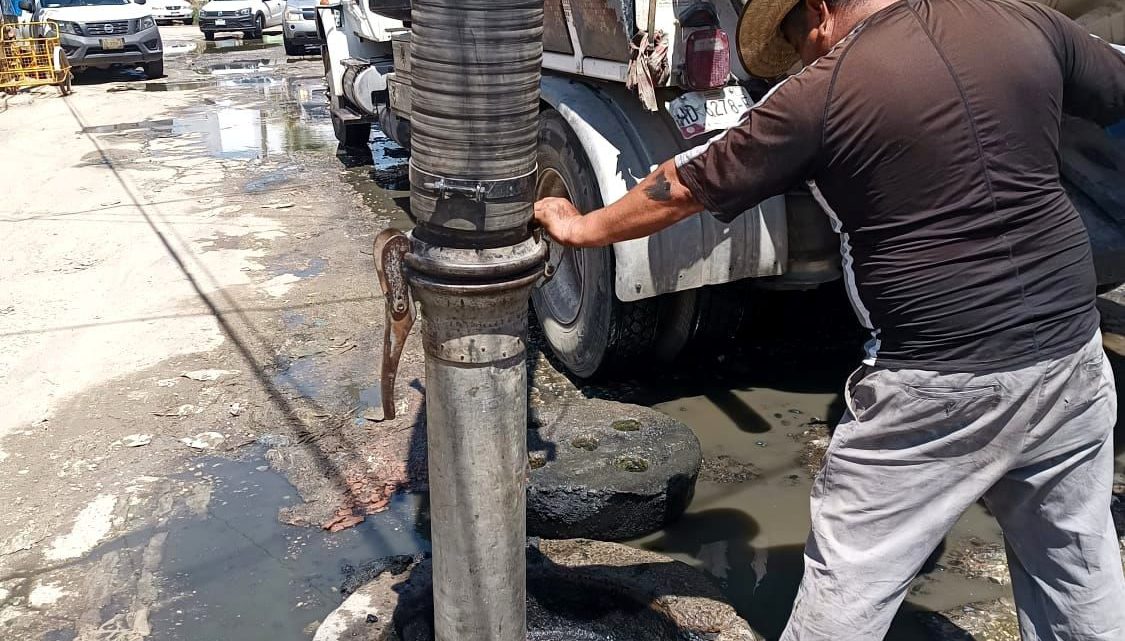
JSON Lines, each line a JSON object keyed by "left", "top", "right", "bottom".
{"left": 318, "top": 0, "right": 1125, "bottom": 376}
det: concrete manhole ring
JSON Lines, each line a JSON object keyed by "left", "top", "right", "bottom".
{"left": 527, "top": 399, "right": 702, "bottom": 540}
{"left": 314, "top": 539, "right": 761, "bottom": 641}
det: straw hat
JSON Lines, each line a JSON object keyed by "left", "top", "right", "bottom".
{"left": 736, "top": 0, "right": 803, "bottom": 78}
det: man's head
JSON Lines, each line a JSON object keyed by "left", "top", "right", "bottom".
{"left": 779, "top": 0, "right": 846, "bottom": 67}
{"left": 737, "top": 0, "right": 895, "bottom": 77}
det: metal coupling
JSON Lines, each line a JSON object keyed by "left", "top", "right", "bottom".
{"left": 410, "top": 163, "right": 539, "bottom": 204}
{"left": 407, "top": 234, "right": 547, "bottom": 365}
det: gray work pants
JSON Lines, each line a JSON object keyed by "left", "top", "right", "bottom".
{"left": 781, "top": 332, "right": 1125, "bottom": 640}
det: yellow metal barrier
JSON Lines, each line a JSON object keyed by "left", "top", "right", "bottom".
{"left": 1, "top": 21, "right": 72, "bottom": 96}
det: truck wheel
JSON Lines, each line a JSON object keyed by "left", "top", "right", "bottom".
{"left": 144, "top": 59, "right": 164, "bottom": 79}
{"left": 532, "top": 109, "right": 660, "bottom": 378}
{"left": 331, "top": 113, "right": 370, "bottom": 148}
{"left": 204, "top": 31, "right": 215, "bottom": 41}
{"left": 284, "top": 37, "right": 301, "bottom": 56}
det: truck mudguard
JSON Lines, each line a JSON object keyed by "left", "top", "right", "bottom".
{"left": 539, "top": 75, "right": 787, "bottom": 302}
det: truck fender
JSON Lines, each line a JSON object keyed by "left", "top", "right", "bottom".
{"left": 538, "top": 75, "right": 786, "bottom": 303}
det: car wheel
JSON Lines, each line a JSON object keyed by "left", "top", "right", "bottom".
{"left": 204, "top": 31, "right": 215, "bottom": 41}
{"left": 283, "top": 36, "right": 300, "bottom": 56}
{"left": 144, "top": 58, "right": 164, "bottom": 79}
{"left": 249, "top": 13, "right": 265, "bottom": 39}
{"left": 184, "top": 17, "right": 194, "bottom": 25}
{"left": 331, "top": 113, "right": 370, "bottom": 148}
{"left": 531, "top": 109, "right": 660, "bottom": 378}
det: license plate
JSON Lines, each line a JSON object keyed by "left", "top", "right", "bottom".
{"left": 100, "top": 37, "right": 125, "bottom": 50}
{"left": 215, "top": 18, "right": 226, "bottom": 25}
{"left": 666, "top": 86, "right": 754, "bottom": 140}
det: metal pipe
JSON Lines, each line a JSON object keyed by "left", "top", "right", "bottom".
{"left": 404, "top": 1, "right": 544, "bottom": 640}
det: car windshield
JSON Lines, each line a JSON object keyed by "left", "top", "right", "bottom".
{"left": 41, "top": 0, "right": 128, "bottom": 6}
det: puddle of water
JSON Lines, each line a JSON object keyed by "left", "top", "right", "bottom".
{"left": 340, "top": 127, "right": 412, "bottom": 228}
{"left": 145, "top": 79, "right": 214, "bottom": 92}
{"left": 631, "top": 386, "right": 1008, "bottom": 640}
{"left": 195, "top": 34, "right": 284, "bottom": 54}
{"left": 274, "top": 354, "right": 384, "bottom": 423}
{"left": 370, "top": 128, "right": 410, "bottom": 190}
{"left": 596, "top": 290, "right": 1014, "bottom": 640}
{"left": 149, "top": 453, "right": 428, "bottom": 641}
{"left": 349, "top": 383, "right": 383, "bottom": 426}
{"left": 290, "top": 257, "right": 327, "bottom": 278}
{"left": 221, "top": 74, "right": 282, "bottom": 87}
{"left": 82, "top": 104, "right": 336, "bottom": 160}
{"left": 195, "top": 59, "right": 276, "bottom": 76}
{"left": 243, "top": 163, "right": 300, "bottom": 192}
{"left": 274, "top": 357, "right": 324, "bottom": 401}
{"left": 281, "top": 311, "right": 308, "bottom": 330}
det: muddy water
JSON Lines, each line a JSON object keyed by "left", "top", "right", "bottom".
{"left": 593, "top": 289, "right": 1013, "bottom": 639}
{"left": 632, "top": 386, "right": 1009, "bottom": 639}
{"left": 149, "top": 452, "right": 428, "bottom": 641}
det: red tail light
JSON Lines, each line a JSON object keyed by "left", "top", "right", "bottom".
{"left": 684, "top": 28, "right": 731, "bottom": 91}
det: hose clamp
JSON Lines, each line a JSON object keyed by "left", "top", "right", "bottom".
{"left": 410, "top": 162, "right": 538, "bottom": 204}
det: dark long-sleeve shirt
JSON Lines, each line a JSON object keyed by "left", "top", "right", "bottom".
{"left": 677, "top": 0, "right": 1125, "bottom": 371}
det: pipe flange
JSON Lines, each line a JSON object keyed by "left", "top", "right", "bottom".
{"left": 410, "top": 162, "right": 539, "bottom": 204}
{"left": 406, "top": 233, "right": 547, "bottom": 285}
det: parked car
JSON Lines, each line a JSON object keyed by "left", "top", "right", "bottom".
{"left": 282, "top": 0, "right": 318, "bottom": 55}
{"left": 149, "top": 0, "right": 193, "bottom": 25}
{"left": 23, "top": 0, "right": 164, "bottom": 78}
{"left": 197, "top": 0, "right": 283, "bottom": 40}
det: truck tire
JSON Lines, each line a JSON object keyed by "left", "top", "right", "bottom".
{"left": 204, "top": 31, "right": 215, "bottom": 41}
{"left": 284, "top": 37, "right": 301, "bottom": 56}
{"left": 331, "top": 113, "right": 370, "bottom": 148}
{"left": 532, "top": 109, "right": 660, "bottom": 378}
{"left": 144, "top": 59, "right": 164, "bottom": 79}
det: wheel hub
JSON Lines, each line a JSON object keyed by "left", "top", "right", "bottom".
{"left": 534, "top": 168, "right": 583, "bottom": 326}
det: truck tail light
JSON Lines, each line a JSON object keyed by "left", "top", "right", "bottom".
{"left": 684, "top": 28, "right": 731, "bottom": 91}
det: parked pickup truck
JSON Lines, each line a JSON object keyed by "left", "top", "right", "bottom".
{"left": 24, "top": 0, "right": 163, "bottom": 79}
{"left": 319, "top": 0, "right": 1125, "bottom": 378}
{"left": 197, "top": 0, "right": 284, "bottom": 40}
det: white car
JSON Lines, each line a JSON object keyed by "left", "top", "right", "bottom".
{"left": 149, "top": 0, "right": 193, "bottom": 25}
{"left": 197, "top": 0, "right": 284, "bottom": 40}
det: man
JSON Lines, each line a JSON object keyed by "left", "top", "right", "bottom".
{"left": 535, "top": 0, "right": 1125, "bottom": 638}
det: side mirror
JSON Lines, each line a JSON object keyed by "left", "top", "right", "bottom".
{"left": 18, "top": 0, "right": 33, "bottom": 12}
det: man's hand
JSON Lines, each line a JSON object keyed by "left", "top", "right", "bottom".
{"left": 534, "top": 197, "right": 584, "bottom": 247}
{"left": 532, "top": 160, "right": 705, "bottom": 249}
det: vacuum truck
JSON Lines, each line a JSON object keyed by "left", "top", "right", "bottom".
{"left": 318, "top": 0, "right": 1125, "bottom": 378}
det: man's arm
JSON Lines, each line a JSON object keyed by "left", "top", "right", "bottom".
{"left": 534, "top": 53, "right": 833, "bottom": 248}
{"left": 1035, "top": 5, "right": 1125, "bottom": 125}
{"left": 534, "top": 160, "right": 704, "bottom": 248}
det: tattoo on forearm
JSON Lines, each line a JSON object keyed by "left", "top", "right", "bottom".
{"left": 644, "top": 171, "right": 673, "bottom": 202}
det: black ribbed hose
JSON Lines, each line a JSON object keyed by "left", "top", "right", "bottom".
{"left": 409, "top": 0, "right": 544, "bottom": 248}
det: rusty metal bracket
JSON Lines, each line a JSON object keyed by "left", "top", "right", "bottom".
{"left": 373, "top": 229, "right": 416, "bottom": 420}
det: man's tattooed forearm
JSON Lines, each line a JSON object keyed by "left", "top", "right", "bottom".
{"left": 644, "top": 171, "right": 673, "bottom": 202}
